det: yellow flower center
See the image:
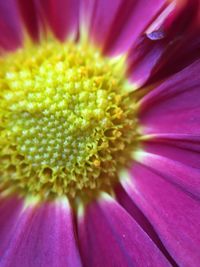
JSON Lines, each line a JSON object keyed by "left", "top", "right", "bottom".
{"left": 0, "top": 39, "right": 139, "bottom": 201}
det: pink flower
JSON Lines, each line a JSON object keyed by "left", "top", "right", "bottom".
{"left": 0, "top": 1, "right": 200, "bottom": 266}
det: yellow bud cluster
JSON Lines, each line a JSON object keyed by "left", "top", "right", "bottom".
{"left": 0, "top": 40, "right": 138, "bottom": 200}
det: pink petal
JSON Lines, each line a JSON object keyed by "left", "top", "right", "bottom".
{"left": 142, "top": 134, "right": 200, "bottom": 153}
{"left": 81, "top": 0, "right": 121, "bottom": 47}
{"left": 0, "top": 197, "right": 82, "bottom": 267}
{"left": 135, "top": 149, "right": 200, "bottom": 200}
{"left": 115, "top": 185, "right": 177, "bottom": 266}
{"left": 0, "top": 196, "right": 24, "bottom": 254}
{"left": 0, "top": 0, "right": 22, "bottom": 50}
{"left": 82, "top": 0, "right": 167, "bottom": 55}
{"left": 140, "top": 59, "right": 200, "bottom": 136}
{"left": 17, "top": 0, "right": 43, "bottom": 41}
{"left": 128, "top": 0, "right": 200, "bottom": 86}
{"left": 39, "top": 0, "right": 80, "bottom": 41}
{"left": 143, "top": 140, "right": 200, "bottom": 170}
{"left": 78, "top": 194, "right": 170, "bottom": 267}
{"left": 122, "top": 162, "right": 200, "bottom": 266}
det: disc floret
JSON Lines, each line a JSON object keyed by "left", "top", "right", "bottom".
{"left": 0, "top": 40, "right": 138, "bottom": 199}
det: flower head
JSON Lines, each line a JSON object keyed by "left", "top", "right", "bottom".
{"left": 0, "top": 0, "right": 200, "bottom": 266}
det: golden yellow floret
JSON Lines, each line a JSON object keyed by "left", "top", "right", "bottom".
{"left": 0, "top": 39, "right": 138, "bottom": 200}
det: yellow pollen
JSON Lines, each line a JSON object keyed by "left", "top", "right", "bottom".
{"left": 0, "top": 39, "right": 138, "bottom": 200}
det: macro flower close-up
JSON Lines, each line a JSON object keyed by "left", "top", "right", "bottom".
{"left": 1, "top": 0, "right": 200, "bottom": 266}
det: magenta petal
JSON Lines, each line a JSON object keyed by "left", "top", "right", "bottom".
{"left": 78, "top": 194, "right": 170, "bottom": 267}
{"left": 17, "top": 0, "right": 43, "bottom": 41}
{"left": 140, "top": 59, "right": 200, "bottom": 136}
{"left": 0, "top": 198, "right": 82, "bottom": 267}
{"left": 81, "top": 0, "right": 122, "bottom": 47}
{"left": 82, "top": 0, "right": 166, "bottom": 55}
{"left": 0, "top": 196, "right": 24, "bottom": 254}
{"left": 128, "top": 0, "right": 200, "bottom": 86}
{"left": 115, "top": 186, "right": 177, "bottom": 266}
{"left": 122, "top": 163, "right": 200, "bottom": 266}
{"left": 142, "top": 134, "right": 200, "bottom": 154}
{"left": 0, "top": 0, "right": 22, "bottom": 50}
{"left": 143, "top": 141, "right": 200, "bottom": 170}
{"left": 135, "top": 150, "right": 200, "bottom": 200}
{"left": 39, "top": 0, "right": 80, "bottom": 41}
{"left": 127, "top": 34, "right": 165, "bottom": 86}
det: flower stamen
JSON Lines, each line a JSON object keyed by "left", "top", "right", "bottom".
{"left": 0, "top": 40, "right": 139, "bottom": 200}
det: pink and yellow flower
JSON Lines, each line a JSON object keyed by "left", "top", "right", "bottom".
{"left": 0, "top": 0, "right": 200, "bottom": 266}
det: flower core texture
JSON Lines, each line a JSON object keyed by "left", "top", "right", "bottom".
{"left": 0, "top": 40, "right": 138, "bottom": 200}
